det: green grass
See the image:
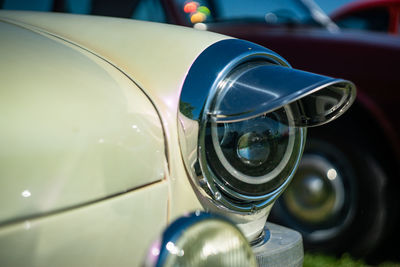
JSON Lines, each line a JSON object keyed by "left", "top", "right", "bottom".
{"left": 304, "top": 253, "right": 400, "bottom": 267}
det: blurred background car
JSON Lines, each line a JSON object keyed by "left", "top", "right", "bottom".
{"left": 2, "top": 0, "right": 399, "bottom": 263}
{"left": 331, "top": 0, "right": 400, "bottom": 34}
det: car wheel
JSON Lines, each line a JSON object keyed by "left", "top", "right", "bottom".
{"left": 270, "top": 127, "right": 389, "bottom": 258}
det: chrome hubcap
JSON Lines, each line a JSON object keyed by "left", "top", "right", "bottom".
{"left": 283, "top": 154, "right": 345, "bottom": 224}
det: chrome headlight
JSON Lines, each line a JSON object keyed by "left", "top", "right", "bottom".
{"left": 144, "top": 212, "right": 257, "bottom": 267}
{"left": 178, "top": 39, "right": 355, "bottom": 214}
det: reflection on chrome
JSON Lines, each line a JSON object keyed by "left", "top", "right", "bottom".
{"left": 166, "top": 241, "right": 184, "bottom": 257}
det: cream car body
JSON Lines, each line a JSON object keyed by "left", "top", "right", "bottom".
{"left": 0, "top": 11, "right": 229, "bottom": 266}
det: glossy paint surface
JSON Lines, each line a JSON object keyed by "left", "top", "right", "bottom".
{"left": 0, "top": 10, "right": 278, "bottom": 265}
{"left": 0, "top": 11, "right": 229, "bottom": 222}
{"left": 0, "top": 19, "right": 166, "bottom": 223}
{"left": 0, "top": 181, "right": 168, "bottom": 267}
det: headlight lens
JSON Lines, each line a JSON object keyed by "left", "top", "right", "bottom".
{"left": 146, "top": 212, "right": 257, "bottom": 267}
{"left": 204, "top": 107, "right": 304, "bottom": 197}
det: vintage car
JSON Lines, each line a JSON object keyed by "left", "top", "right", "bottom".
{"left": 4, "top": 0, "right": 396, "bottom": 261}
{"left": 331, "top": 0, "right": 400, "bottom": 34}
{"left": 0, "top": 9, "right": 356, "bottom": 267}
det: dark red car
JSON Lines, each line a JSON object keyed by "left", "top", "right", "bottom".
{"left": 331, "top": 0, "right": 400, "bottom": 34}
{"left": 3, "top": 0, "right": 400, "bottom": 262}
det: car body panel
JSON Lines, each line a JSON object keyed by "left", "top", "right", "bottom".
{"left": 0, "top": 181, "right": 168, "bottom": 267}
{"left": 0, "top": 19, "right": 167, "bottom": 224}
{"left": 0, "top": 10, "right": 230, "bottom": 221}
{"left": 0, "top": 11, "right": 228, "bottom": 119}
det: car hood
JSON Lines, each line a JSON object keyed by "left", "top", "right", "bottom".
{"left": 0, "top": 11, "right": 228, "bottom": 224}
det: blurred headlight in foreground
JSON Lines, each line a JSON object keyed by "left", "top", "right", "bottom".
{"left": 145, "top": 212, "right": 257, "bottom": 267}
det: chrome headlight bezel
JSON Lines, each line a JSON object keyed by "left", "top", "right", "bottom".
{"left": 178, "top": 39, "right": 355, "bottom": 214}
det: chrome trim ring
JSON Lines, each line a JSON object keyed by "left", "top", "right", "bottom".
{"left": 210, "top": 106, "right": 296, "bottom": 185}
{"left": 179, "top": 39, "right": 305, "bottom": 213}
